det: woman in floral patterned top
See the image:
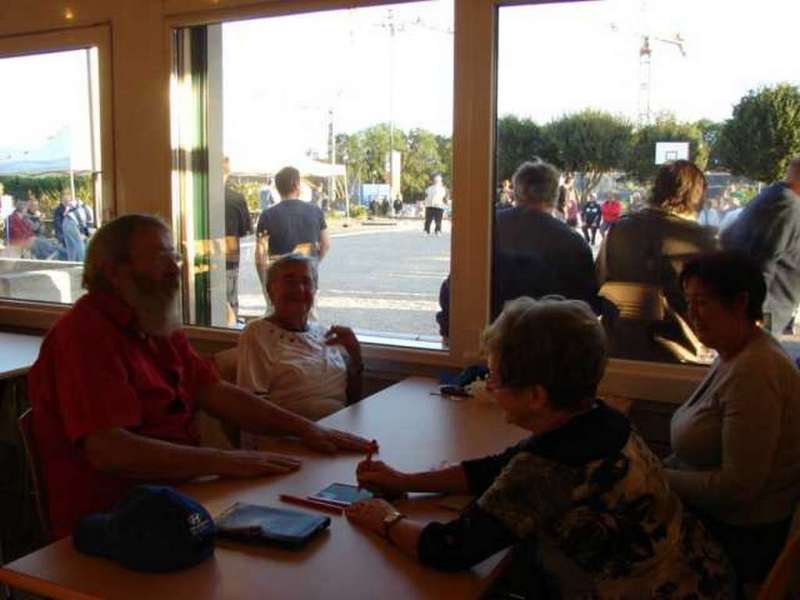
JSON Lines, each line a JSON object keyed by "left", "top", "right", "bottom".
{"left": 346, "top": 297, "right": 734, "bottom": 598}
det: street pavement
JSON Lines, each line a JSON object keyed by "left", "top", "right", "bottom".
{"left": 237, "top": 219, "right": 451, "bottom": 339}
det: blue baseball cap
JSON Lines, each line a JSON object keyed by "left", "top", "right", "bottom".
{"left": 73, "top": 485, "right": 216, "bottom": 572}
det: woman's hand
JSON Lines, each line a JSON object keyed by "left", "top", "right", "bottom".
{"left": 356, "top": 459, "right": 409, "bottom": 494}
{"left": 325, "top": 325, "right": 362, "bottom": 363}
{"left": 345, "top": 498, "right": 396, "bottom": 535}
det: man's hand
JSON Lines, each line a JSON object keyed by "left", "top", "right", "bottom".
{"left": 215, "top": 450, "right": 302, "bottom": 478}
{"left": 300, "top": 425, "right": 377, "bottom": 454}
{"left": 324, "top": 325, "right": 361, "bottom": 362}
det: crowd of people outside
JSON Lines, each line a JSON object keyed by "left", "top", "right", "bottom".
{"left": 3, "top": 187, "right": 94, "bottom": 262}
{"left": 491, "top": 170, "right": 761, "bottom": 253}
{"left": 437, "top": 155, "right": 800, "bottom": 351}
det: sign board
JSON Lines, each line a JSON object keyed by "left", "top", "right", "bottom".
{"left": 655, "top": 142, "right": 690, "bottom": 165}
{"left": 360, "top": 183, "right": 391, "bottom": 206}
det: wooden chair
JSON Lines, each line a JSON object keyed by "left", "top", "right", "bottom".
{"left": 212, "top": 347, "right": 238, "bottom": 384}
{"left": 16, "top": 408, "right": 50, "bottom": 543}
{"left": 758, "top": 507, "right": 800, "bottom": 600}
{"left": 194, "top": 348, "right": 241, "bottom": 450}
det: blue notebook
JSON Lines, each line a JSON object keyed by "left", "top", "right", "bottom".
{"left": 215, "top": 502, "right": 330, "bottom": 548}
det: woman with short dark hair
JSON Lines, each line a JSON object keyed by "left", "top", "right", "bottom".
{"left": 596, "top": 160, "right": 718, "bottom": 362}
{"left": 346, "top": 297, "right": 733, "bottom": 598}
{"left": 666, "top": 250, "right": 800, "bottom": 585}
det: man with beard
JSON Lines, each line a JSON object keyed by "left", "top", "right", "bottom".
{"left": 28, "top": 214, "right": 375, "bottom": 539}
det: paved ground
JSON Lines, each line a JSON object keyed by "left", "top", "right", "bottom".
{"left": 237, "top": 219, "right": 452, "bottom": 339}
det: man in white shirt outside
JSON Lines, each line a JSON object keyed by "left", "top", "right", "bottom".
{"left": 423, "top": 174, "right": 448, "bottom": 235}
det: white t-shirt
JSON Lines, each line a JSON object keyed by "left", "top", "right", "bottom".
{"left": 424, "top": 183, "right": 448, "bottom": 209}
{"left": 237, "top": 319, "right": 348, "bottom": 449}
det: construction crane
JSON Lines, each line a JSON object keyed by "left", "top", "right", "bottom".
{"left": 610, "top": 13, "right": 687, "bottom": 126}
{"left": 637, "top": 32, "right": 687, "bottom": 125}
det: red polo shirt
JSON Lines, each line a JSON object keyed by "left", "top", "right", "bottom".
{"left": 8, "top": 211, "right": 33, "bottom": 246}
{"left": 28, "top": 291, "right": 219, "bottom": 539}
{"left": 601, "top": 199, "right": 622, "bottom": 224}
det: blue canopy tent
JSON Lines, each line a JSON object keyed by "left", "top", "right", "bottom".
{"left": 0, "top": 128, "right": 82, "bottom": 176}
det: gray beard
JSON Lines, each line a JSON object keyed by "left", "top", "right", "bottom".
{"left": 120, "top": 281, "right": 181, "bottom": 337}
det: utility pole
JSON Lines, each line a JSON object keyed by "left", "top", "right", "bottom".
{"left": 377, "top": 9, "right": 402, "bottom": 199}
{"left": 375, "top": 9, "right": 453, "bottom": 199}
{"left": 328, "top": 108, "right": 335, "bottom": 208}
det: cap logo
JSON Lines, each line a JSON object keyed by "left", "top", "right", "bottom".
{"left": 188, "top": 512, "right": 212, "bottom": 537}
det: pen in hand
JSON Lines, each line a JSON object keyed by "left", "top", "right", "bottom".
{"left": 358, "top": 440, "right": 377, "bottom": 491}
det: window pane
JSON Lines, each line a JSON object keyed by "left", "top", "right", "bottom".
{"left": 0, "top": 48, "right": 103, "bottom": 304}
{"left": 172, "top": 1, "right": 454, "bottom": 345}
{"left": 496, "top": 0, "right": 800, "bottom": 363}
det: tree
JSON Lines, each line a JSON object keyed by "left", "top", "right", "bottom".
{"left": 625, "top": 116, "right": 708, "bottom": 184}
{"left": 0, "top": 174, "right": 94, "bottom": 213}
{"left": 546, "top": 109, "right": 633, "bottom": 202}
{"left": 435, "top": 134, "right": 452, "bottom": 188}
{"left": 403, "top": 128, "right": 444, "bottom": 202}
{"left": 496, "top": 115, "right": 557, "bottom": 184}
{"left": 694, "top": 118, "right": 724, "bottom": 170}
{"left": 717, "top": 83, "right": 800, "bottom": 183}
{"left": 337, "top": 123, "right": 407, "bottom": 187}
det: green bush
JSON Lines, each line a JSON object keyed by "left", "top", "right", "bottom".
{"left": 349, "top": 205, "right": 367, "bottom": 219}
{"left": 0, "top": 174, "right": 95, "bottom": 214}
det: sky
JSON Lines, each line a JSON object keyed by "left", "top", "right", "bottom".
{"left": 221, "top": 0, "right": 454, "bottom": 171}
{"left": 0, "top": 49, "right": 93, "bottom": 169}
{"left": 497, "top": 0, "right": 800, "bottom": 125}
{"left": 0, "top": 0, "right": 797, "bottom": 172}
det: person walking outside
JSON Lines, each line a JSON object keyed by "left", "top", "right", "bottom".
{"left": 423, "top": 174, "right": 448, "bottom": 235}
{"left": 581, "top": 194, "right": 602, "bottom": 245}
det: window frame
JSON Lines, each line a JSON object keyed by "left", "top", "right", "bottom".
{"left": 165, "top": 0, "right": 710, "bottom": 397}
{"left": 0, "top": 24, "right": 115, "bottom": 320}
{"left": 165, "top": 0, "right": 492, "bottom": 369}
{"left": 0, "top": 0, "right": 714, "bottom": 401}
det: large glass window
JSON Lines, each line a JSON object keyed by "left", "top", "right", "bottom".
{"left": 0, "top": 47, "right": 104, "bottom": 305}
{"left": 495, "top": 0, "right": 800, "bottom": 364}
{"left": 171, "top": 1, "right": 454, "bottom": 345}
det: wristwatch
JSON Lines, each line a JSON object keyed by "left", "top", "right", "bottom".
{"left": 382, "top": 509, "right": 406, "bottom": 542}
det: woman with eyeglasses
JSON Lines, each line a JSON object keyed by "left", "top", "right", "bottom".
{"left": 346, "top": 297, "right": 733, "bottom": 598}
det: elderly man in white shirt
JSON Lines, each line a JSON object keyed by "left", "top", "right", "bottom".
{"left": 423, "top": 174, "right": 448, "bottom": 235}
{"left": 237, "top": 253, "right": 363, "bottom": 449}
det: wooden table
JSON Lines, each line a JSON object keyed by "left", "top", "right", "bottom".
{"left": 3, "top": 377, "right": 525, "bottom": 599}
{"left": 0, "top": 332, "right": 42, "bottom": 379}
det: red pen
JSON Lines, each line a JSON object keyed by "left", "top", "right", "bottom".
{"left": 279, "top": 494, "right": 344, "bottom": 515}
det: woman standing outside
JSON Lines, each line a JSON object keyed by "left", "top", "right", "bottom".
{"left": 596, "top": 160, "right": 718, "bottom": 362}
